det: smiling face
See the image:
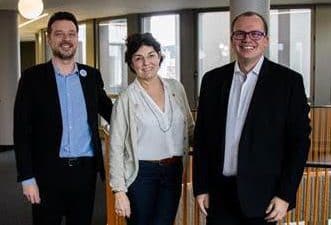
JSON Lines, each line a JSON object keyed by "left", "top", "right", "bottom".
{"left": 231, "top": 15, "right": 269, "bottom": 67}
{"left": 47, "top": 20, "right": 78, "bottom": 60}
{"left": 131, "top": 45, "right": 161, "bottom": 81}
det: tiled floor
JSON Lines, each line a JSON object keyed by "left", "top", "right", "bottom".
{"left": 0, "top": 150, "right": 106, "bottom": 225}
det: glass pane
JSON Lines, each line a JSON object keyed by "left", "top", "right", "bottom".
{"left": 270, "top": 9, "right": 311, "bottom": 97}
{"left": 142, "top": 14, "right": 180, "bottom": 80}
{"left": 198, "top": 11, "right": 230, "bottom": 93}
{"left": 75, "top": 24, "right": 86, "bottom": 64}
{"left": 98, "top": 18, "right": 128, "bottom": 94}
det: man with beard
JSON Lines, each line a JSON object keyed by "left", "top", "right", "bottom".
{"left": 14, "top": 12, "right": 113, "bottom": 225}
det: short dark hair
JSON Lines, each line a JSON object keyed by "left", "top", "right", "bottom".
{"left": 47, "top": 11, "right": 79, "bottom": 34}
{"left": 125, "top": 32, "right": 164, "bottom": 73}
{"left": 231, "top": 11, "right": 268, "bottom": 36}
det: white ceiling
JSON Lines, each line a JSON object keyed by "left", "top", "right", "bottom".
{"left": 0, "top": 0, "right": 330, "bottom": 41}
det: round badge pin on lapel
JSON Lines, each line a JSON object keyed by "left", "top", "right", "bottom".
{"left": 79, "top": 69, "right": 87, "bottom": 77}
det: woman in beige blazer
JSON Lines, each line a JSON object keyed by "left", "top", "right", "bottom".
{"left": 109, "top": 32, "right": 194, "bottom": 225}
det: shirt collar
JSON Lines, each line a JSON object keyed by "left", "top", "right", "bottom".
{"left": 53, "top": 62, "right": 78, "bottom": 77}
{"left": 234, "top": 56, "right": 264, "bottom": 77}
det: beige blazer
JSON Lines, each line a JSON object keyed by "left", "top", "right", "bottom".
{"left": 109, "top": 78, "right": 194, "bottom": 192}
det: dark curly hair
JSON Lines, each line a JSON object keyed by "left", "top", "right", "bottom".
{"left": 125, "top": 32, "right": 164, "bottom": 73}
{"left": 47, "top": 11, "right": 79, "bottom": 35}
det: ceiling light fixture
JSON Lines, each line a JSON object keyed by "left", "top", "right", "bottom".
{"left": 18, "top": 13, "right": 48, "bottom": 28}
{"left": 18, "top": 0, "right": 44, "bottom": 19}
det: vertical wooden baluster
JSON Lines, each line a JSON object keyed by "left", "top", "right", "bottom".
{"left": 295, "top": 179, "right": 303, "bottom": 225}
{"left": 317, "top": 109, "right": 322, "bottom": 162}
{"left": 309, "top": 108, "right": 315, "bottom": 162}
{"left": 322, "top": 168, "right": 329, "bottom": 225}
{"left": 194, "top": 200, "right": 200, "bottom": 225}
{"left": 322, "top": 108, "right": 327, "bottom": 161}
{"left": 304, "top": 168, "right": 311, "bottom": 224}
{"left": 286, "top": 211, "right": 290, "bottom": 225}
{"left": 313, "top": 168, "right": 319, "bottom": 225}
{"left": 102, "top": 129, "right": 122, "bottom": 225}
{"left": 182, "top": 155, "right": 188, "bottom": 225}
{"left": 328, "top": 108, "right": 331, "bottom": 161}
{"left": 103, "top": 130, "right": 112, "bottom": 225}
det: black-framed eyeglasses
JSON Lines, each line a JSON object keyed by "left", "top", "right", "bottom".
{"left": 231, "top": 30, "right": 266, "bottom": 41}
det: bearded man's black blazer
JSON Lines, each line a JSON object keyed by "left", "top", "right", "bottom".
{"left": 193, "top": 58, "right": 311, "bottom": 217}
{"left": 14, "top": 61, "right": 113, "bottom": 184}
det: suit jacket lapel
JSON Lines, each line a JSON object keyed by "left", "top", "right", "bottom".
{"left": 43, "top": 61, "right": 63, "bottom": 148}
{"left": 244, "top": 58, "right": 270, "bottom": 123}
{"left": 218, "top": 63, "right": 235, "bottom": 164}
{"left": 220, "top": 62, "right": 235, "bottom": 125}
{"left": 239, "top": 58, "right": 271, "bottom": 155}
{"left": 45, "top": 61, "right": 62, "bottom": 124}
{"left": 77, "top": 64, "right": 93, "bottom": 124}
{"left": 220, "top": 64, "right": 234, "bottom": 114}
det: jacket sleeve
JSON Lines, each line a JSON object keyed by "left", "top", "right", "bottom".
{"left": 13, "top": 71, "right": 34, "bottom": 182}
{"left": 109, "top": 94, "right": 129, "bottom": 192}
{"left": 277, "top": 73, "right": 311, "bottom": 204}
{"left": 193, "top": 74, "right": 210, "bottom": 196}
{"left": 176, "top": 80, "right": 195, "bottom": 146}
{"left": 95, "top": 69, "right": 113, "bottom": 123}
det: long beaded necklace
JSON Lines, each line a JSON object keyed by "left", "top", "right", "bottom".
{"left": 139, "top": 88, "right": 174, "bottom": 133}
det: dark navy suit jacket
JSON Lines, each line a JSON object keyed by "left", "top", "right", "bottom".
{"left": 193, "top": 58, "right": 311, "bottom": 217}
{"left": 14, "top": 61, "right": 112, "bottom": 184}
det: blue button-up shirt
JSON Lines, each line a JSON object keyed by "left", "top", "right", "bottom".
{"left": 54, "top": 64, "right": 94, "bottom": 158}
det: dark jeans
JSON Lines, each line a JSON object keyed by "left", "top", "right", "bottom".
{"left": 127, "top": 160, "right": 183, "bottom": 225}
{"left": 32, "top": 157, "right": 97, "bottom": 225}
{"left": 207, "top": 176, "right": 276, "bottom": 225}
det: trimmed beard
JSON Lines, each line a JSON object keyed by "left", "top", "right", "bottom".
{"left": 52, "top": 48, "right": 76, "bottom": 60}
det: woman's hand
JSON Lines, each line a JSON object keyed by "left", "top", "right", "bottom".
{"left": 114, "top": 191, "right": 131, "bottom": 218}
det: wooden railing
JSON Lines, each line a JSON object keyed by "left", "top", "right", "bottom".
{"left": 101, "top": 127, "right": 126, "bottom": 225}
{"left": 101, "top": 106, "right": 331, "bottom": 225}
{"left": 281, "top": 167, "right": 331, "bottom": 225}
{"left": 309, "top": 106, "right": 331, "bottom": 162}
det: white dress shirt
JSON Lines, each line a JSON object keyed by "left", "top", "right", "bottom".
{"left": 131, "top": 78, "right": 185, "bottom": 160}
{"left": 223, "top": 56, "right": 264, "bottom": 176}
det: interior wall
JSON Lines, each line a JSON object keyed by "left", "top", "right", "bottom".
{"left": 35, "top": 30, "right": 46, "bottom": 64}
{"left": 180, "top": 9, "right": 196, "bottom": 108}
{"left": 20, "top": 41, "right": 36, "bottom": 72}
{"left": 86, "top": 20, "right": 95, "bottom": 67}
{"left": 127, "top": 14, "right": 140, "bottom": 84}
{"left": 314, "top": 5, "right": 331, "bottom": 105}
{"left": 0, "top": 10, "right": 19, "bottom": 146}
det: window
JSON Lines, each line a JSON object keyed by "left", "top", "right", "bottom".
{"left": 197, "top": 9, "right": 311, "bottom": 97}
{"left": 98, "top": 19, "right": 128, "bottom": 94}
{"left": 76, "top": 24, "right": 86, "bottom": 63}
{"left": 142, "top": 14, "right": 180, "bottom": 80}
{"left": 270, "top": 9, "right": 311, "bottom": 97}
{"left": 198, "top": 11, "right": 230, "bottom": 92}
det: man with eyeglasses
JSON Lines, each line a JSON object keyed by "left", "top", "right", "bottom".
{"left": 14, "top": 11, "right": 113, "bottom": 225}
{"left": 193, "top": 11, "right": 310, "bottom": 225}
